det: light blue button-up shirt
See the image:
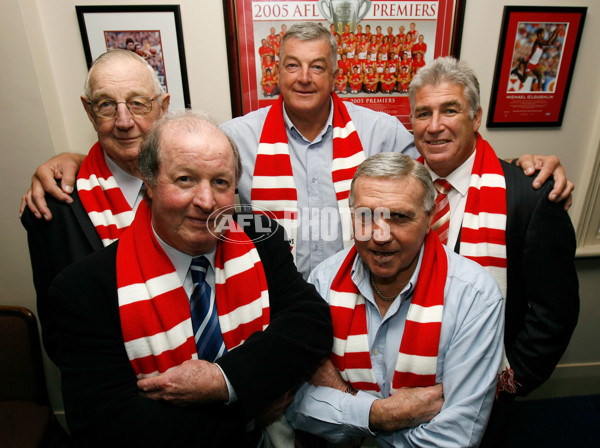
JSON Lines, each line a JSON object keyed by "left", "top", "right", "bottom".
{"left": 221, "top": 100, "right": 417, "bottom": 278}
{"left": 287, "top": 244, "right": 505, "bottom": 447}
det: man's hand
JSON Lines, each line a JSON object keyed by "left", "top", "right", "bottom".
{"left": 19, "top": 152, "right": 85, "bottom": 220}
{"left": 255, "top": 389, "right": 295, "bottom": 427}
{"left": 308, "top": 358, "right": 347, "bottom": 391}
{"left": 516, "top": 154, "right": 574, "bottom": 210}
{"left": 137, "top": 359, "right": 229, "bottom": 405}
{"left": 369, "top": 384, "right": 444, "bottom": 432}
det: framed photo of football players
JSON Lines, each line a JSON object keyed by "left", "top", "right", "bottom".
{"left": 487, "top": 6, "right": 586, "bottom": 128}
{"left": 224, "top": 0, "right": 466, "bottom": 129}
{"left": 75, "top": 5, "right": 191, "bottom": 109}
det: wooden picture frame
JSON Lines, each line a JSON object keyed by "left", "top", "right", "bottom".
{"left": 76, "top": 5, "right": 191, "bottom": 109}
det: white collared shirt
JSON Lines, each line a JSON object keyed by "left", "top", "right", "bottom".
{"left": 103, "top": 151, "right": 144, "bottom": 210}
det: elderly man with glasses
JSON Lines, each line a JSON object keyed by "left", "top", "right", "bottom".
{"left": 21, "top": 49, "right": 170, "bottom": 351}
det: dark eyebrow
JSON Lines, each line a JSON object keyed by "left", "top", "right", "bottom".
{"left": 441, "top": 100, "right": 463, "bottom": 109}
{"left": 415, "top": 99, "right": 463, "bottom": 113}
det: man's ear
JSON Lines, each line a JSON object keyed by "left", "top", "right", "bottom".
{"left": 472, "top": 106, "right": 483, "bottom": 134}
{"left": 145, "top": 181, "right": 154, "bottom": 200}
{"left": 425, "top": 207, "right": 435, "bottom": 233}
{"left": 159, "top": 94, "right": 170, "bottom": 115}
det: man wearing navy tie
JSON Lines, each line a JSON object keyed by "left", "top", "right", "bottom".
{"left": 45, "top": 110, "right": 332, "bottom": 447}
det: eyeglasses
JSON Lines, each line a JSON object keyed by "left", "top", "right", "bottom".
{"left": 87, "top": 96, "right": 158, "bottom": 118}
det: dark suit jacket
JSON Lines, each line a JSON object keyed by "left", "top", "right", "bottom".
{"left": 457, "top": 161, "right": 579, "bottom": 396}
{"left": 21, "top": 187, "right": 103, "bottom": 351}
{"left": 46, "top": 214, "right": 333, "bottom": 447}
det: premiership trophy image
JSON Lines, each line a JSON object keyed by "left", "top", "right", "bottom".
{"left": 317, "top": 0, "right": 372, "bottom": 33}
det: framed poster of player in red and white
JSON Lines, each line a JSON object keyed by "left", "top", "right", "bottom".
{"left": 76, "top": 5, "right": 191, "bottom": 110}
{"left": 487, "top": 6, "right": 586, "bottom": 128}
{"left": 224, "top": 0, "right": 466, "bottom": 129}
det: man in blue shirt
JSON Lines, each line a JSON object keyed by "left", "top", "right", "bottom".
{"left": 288, "top": 152, "right": 504, "bottom": 447}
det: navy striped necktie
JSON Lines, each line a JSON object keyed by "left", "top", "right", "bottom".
{"left": 189, "top": 256, "right": 226, "bottom": 361}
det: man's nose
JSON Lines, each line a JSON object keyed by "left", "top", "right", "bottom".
{"left": 114, "top": 103, "right": 134, "bottom": 128}
{"left": 298, "top": 66, "right": 311, "bottom": 83}
{"left": 372, "top": 218, "right": 392, "bottom": 243}
{"left": 427, "top": 111, "right": 444, "bottom": 133}
{"left": 193, "top": 183, "right": 216, "bottom": 211}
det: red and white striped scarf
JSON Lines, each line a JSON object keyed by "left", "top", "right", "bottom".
{"left": 420, "top": 134, "right": 513, "bottom": 394}
{"left": 251, "top": 93, "right": 365, "bottom": 259}
{"left": 76, "top": 142, "right": 134, "bottom": 246}
{"left": 116, "top": 201, "right": 270, "bottom": 378}
{"left": 459, "top": 134, "right": 507, "bottom": 297}
{"left": 329, "top": 231, "right": 447, "bottom": 395}
{"left": 418, "top": 134, "right": 507, "bottom": 295}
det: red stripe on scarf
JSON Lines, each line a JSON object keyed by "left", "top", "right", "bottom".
{"left": 119, "top": 289, "right": 189, "bottom": 339}
{"left": 464, "top": 188, "right": 506, "bottom": 213}
{"left": 77, "top": 142, "right": 133, "bottom": 245}
{"left": 466, "top": 256, "right": 508, "bottom": 268}
{"left": 253, "top": 154, "right": 295, "bottom": 175}
{"left": 332, "top": 167, "right": 362, "bottom": 183}
{"left": 392, "top": 372, "right": 437, "bottom": 388}
{"left": 130, "top": 341, "right": 197, "bottom": 377}
{"left": 461, "top": 228, "right": 506, "bottom": 244}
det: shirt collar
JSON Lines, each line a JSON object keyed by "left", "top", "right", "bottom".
{"left": 350, "top": 244, "right": 424, "bottom": 310}
{"left": 103, "top": 150, "right": 144, "bottom": 208}
{"left": 425, "top": 149, "right": 476, "bottom": 198}
{"left": 282, "top": 97, "right": 334, "bottom": 143}
{"left": 151, "top": 225, "right": 217, "bottom": 286}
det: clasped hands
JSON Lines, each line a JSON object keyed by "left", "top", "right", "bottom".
{"left": 137, "top": 359, "right": 293, "bottom": 426}
{"left": 137, "top": 359, "right": 228, "bottom": 405}
{"left": 308, "top": 357, "right": 444, "bottom": 432}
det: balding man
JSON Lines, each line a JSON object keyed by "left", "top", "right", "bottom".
{"left": 45, "top": 110, "right": 332, "bottom": 446}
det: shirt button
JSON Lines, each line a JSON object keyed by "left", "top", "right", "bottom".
{"left": 373, "top": 348, "right": 380, "bottom": 356}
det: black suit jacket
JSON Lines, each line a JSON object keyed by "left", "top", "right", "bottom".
{"left": 457, "top": 161, "right": 579, "bottom": 396}
{"left": 21, "top": 187, "right": 103, "bottom": 351}
{"left": 46, "top": 214, "right": 333, "bottom": 447}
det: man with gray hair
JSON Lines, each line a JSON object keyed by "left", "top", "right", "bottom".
{"left": 288, "top": 152, "right": 505, "bottom": 447}
{"left": 21, "top": 49, "right": 170, "bottom": 350}
{"left": 408, "top": 56, "right": 579, "bottom": 447}
{"left": 221, "top": 22, "right": 419, "bottom": 278}
{"left": 44, "top": 110, "right": 332, "bottom": 446}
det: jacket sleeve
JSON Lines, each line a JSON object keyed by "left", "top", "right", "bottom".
{"left": 217, "top": 214, "right": 333, "bottom": 419}
{"left": 503, "top": 164, "right": 579, "bottom": 396}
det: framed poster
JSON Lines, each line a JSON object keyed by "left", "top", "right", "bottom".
{"left": 487, "top": 6, "right": 586, "bottom": 128}
{"left": 76, "top": 5, "right": 191, "bottom": 109}
{"left": 224, "top": 0, "right": 466, "bottom": 128}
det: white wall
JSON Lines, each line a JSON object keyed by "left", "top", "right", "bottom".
{"left": 1, "top": 0, "right": 598, "bottom": 418}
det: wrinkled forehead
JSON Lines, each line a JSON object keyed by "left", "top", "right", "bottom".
{"left": 89, "top": 58, "right": 154, "bottom": 96}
